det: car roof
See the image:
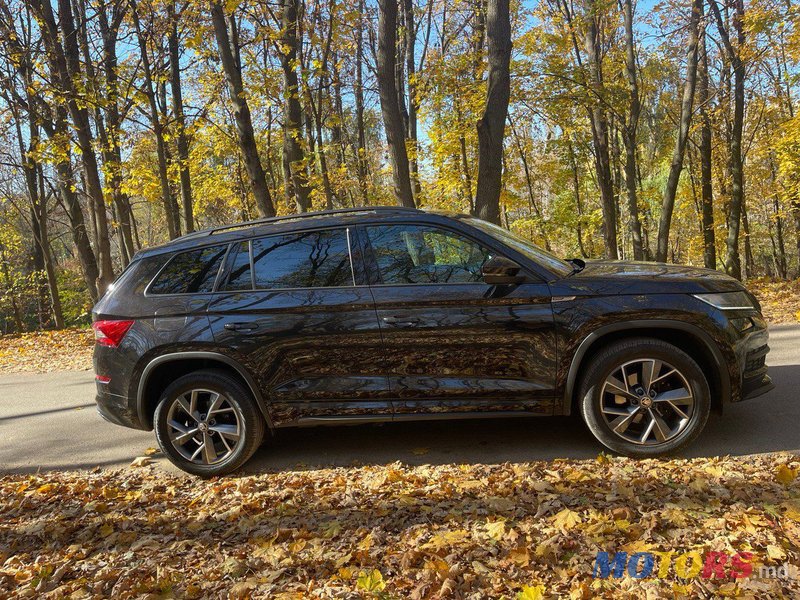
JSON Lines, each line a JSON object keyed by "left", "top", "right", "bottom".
{"left": 133, "top": 206, "right": 472, "bottom": 259}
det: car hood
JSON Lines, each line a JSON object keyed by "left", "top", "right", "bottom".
{"left": 553, "top": 260, "right": 745, "bottom": 296}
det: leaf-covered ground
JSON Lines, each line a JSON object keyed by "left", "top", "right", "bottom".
{"left": 747, "top": 278, "right": 800, "bottom": 326}
{"left": 0, "top": 328, "right": 93, "bottom": 374}
{"left": 2, "top": 453, "right": 800, "bottom": 599}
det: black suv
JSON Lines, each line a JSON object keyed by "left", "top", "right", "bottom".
{"left": 93, "top": 207, "right": 773, "bottom": 475}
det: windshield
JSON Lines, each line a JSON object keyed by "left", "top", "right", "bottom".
{"left": 464, "top": 218, "right": 574, "bottom": 277}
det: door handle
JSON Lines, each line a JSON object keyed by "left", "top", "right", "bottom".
{"left": 382, "top": 316, "right": 419, "bottom": 327}
{"left": 224, "top": 322, "right": 259, "bottom": 331}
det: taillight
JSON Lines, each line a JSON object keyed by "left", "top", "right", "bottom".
{"left": 92, "top": 319, "right": 134, "bottom": 348}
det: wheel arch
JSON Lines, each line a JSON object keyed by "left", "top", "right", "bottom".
{"left": 563, "top": 320, "right": 731, "bottom": 416}
{"left": 136, "top": 352, "right": 272, "bottom": 430}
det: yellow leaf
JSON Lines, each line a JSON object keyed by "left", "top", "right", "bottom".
{"left": 509, "top": 546, "right": 530, "bottom": 566}
{"left": 551, "top": 508, "right": 581, "bottom": 531}
{"left": 776, "top": 464, "right": 797, "bottom": 485}
{"left": 99, "top": 523, "right": 114, "bottom": 537}
{"left": 767, "top": 544, "right": 786, "bottom": 561}
{"left": 356, "top": 569, "right": 386, "bottom": 592}
{"left": 423, "top": 558, "right": 450, "bottom": 574}
{"left": 422, "top": 529, "right": 469, "bottom": 550}
{"left": 517, "top": 584, "right": 546, "bottom": 600}
{"left": 782, "top": 501, "right": 800, "bottom": 522}
{"left": 621, "top": 540, "right": 654, "bottom": 553}
{"left": 144, "top": 447, "right": 158, "bottom": 456}
{"left": 485, "top": 520, "right": 506, "bottom": 542}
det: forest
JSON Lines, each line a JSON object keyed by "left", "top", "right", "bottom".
{"left": 0, "top": 0, "right": 798, "bottom": 332}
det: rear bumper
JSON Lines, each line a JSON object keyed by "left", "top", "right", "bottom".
{"left": 95, "top": 387, "right": 146, "bottom": 430}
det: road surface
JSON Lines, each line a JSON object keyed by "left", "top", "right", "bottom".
{"left": 2, "top": 325, "right": 799, "bottom": 474}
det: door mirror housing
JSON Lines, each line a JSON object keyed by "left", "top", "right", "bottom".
{"left": 481, "top": 256, "right": 526, "bottom": 285}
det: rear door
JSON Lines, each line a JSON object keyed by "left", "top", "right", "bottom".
{"left": 360, "top": 222, "right": 558, "bottom": 416}
{"left": 207, "top": 227, "right": 389, "bottom": 426}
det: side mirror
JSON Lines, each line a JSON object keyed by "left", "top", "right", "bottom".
{"left": 481, "top": 256, "right": 525, "bottom": 285}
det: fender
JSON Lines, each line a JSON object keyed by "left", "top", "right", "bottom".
{"left": 136, "top": 351, "right": 273, "bottom": 429}
{"left": 563, "top": 319, "right": 731, "bottom": 414}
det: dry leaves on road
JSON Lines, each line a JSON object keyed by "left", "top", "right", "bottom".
{"left": 748, "top": 278, "right": 800, "bottom": 325}
{"left": 2, "top": 453, "right": 800, "bottom": 598}
{"left": 0, "top": 328, "right": 93, "bottom": 374}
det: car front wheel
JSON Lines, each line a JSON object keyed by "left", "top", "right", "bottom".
{"left": 579, "top": 338, "right": 711, "bottom": 457}
{"left": 154, "top": 369, "right": 265, "bottom": 476}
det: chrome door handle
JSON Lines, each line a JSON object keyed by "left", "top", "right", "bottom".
{"left": 224, "top": 322, "right": 259, "bottom": 331}
{"left": 382, "top": 316, "right": 419, "bottom": 327}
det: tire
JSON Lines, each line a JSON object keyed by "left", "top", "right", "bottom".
{"left": 154, "top": 369, "right": 265, "bottom": 477}
{"left": 578, "top": 338, "right": 711, "bottom": 457}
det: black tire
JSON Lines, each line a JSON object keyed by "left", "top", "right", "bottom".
{"left": 154, "top": 369, "right": 265, "bottom": 477}
{"left": 578, "top": 338, "right": 711, "bottom": 457}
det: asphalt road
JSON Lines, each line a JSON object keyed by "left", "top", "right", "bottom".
{"left": 2, "top": 325, "right": 799, "bottom": 475}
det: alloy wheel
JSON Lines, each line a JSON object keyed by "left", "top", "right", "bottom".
{"left": 166, "top": 389, "right": 242, "bottom": 465}
{"left": 599, "top": 358, "right": 694, "bottom": 446}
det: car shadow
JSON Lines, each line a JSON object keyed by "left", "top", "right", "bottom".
{"left": 243, "top": 363, "right": 800, "bottom": 473}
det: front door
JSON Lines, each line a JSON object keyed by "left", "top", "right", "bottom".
{"left": 207, "top": 227, "right": 389, "bottom": 426}
{"left": 361, "top": 223, "right": 558, "bottom": 416}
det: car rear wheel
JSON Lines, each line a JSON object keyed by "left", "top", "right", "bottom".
{"left": 154, "top": 369, "right": 264, "bottom": 476}
{"left": 579, "top": 338, "right": 711, "bottom": 457}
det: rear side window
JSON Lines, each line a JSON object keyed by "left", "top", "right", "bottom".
{"left": 224, "top": 229, "right": 353, "bottom": 290}
{"left": 148, "top": 244, "right": 227, "bottom": 295}
{"left": 252, "top": 229, "right": 352, "bottom": 289}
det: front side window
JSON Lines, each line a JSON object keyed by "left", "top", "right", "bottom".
{"left": 464, "top": 217, "right": 573, "bottom": 277}
{"left": 366, "top": 225, "right": 492, "bottom": 284}
{"left": 148, "top": 244, "right": 227, "bottom": 295}
{"left": 227, "top": 229, "right": 353, "bottom": 290}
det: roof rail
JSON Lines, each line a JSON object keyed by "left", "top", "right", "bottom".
{"left": 178, "top": 206, "right": 423, "bottom": 241}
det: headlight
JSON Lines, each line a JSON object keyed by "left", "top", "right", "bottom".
{"left": 692, "top": 291, "right": 755, "bottom": 310}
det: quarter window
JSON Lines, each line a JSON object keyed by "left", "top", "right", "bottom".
{"left": 148, "top": 245, "right": 227, "bottom": 295}
{"left": 365, "top": 225, "right": 492, "bottom": 284}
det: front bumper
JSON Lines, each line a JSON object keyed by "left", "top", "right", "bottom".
{"left": 733, "top": 316, "right": 774, "bottom": 401}
{"left": 740, "top": 342, "right": 774, "bottom": 400}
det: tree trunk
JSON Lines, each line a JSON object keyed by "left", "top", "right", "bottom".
{"left": 280, "top": 0, "right": 312, "bottom": 212}
{"left": 621, "top": 0, "right": 643, "bottom": 260}
{"left": 210, "top": 1, "right": 276, "bottom": 217}
{"left": 30, "top": 0, "right": 115, "bottom": 294}
{"left": 0, "top": 7, "right": 101, "bottom": 301}
{"left": 376, "top": 0, "right": 415, "bottom": 208}
{"left": 567, "top": 138, "right": 589, "bottom": 258}
{"left": 168, "top": 2, "right": 194, "bottom": 232}
{"left": 97, "top": 0, "right": 136, "bottom": 262}
{"left": 131, "top": 0, "right": 181, "bottom": 239}
{"left": 768, "top": 156, "right": 788, "bottom": 278}
{"left": 473, "top": 0, "right": 511, "bottom": 225}
{"left": 36, "top": 168, "right": 64, "bottom": 328}
{"left": 698, "top": 25, "right": 716, "bottom": 270}
{"left": 0, "top": 245, "right": 24, "bottom": 332}
{"left": 656, "top": 0, "right": 701, "bottom": 263}
{"left": 403, "top": 0, "right": 421, "bottom": 202}
{"left": 709, "top": 0, "right": 745, "bottom": 280}
{"left": 584, "top": 2, "right": 618, "bottom": 259}
{"left": 355, "top": 0, "right": 369, "bottom": 205}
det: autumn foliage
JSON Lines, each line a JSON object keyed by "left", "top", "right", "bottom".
{"left": 2, "top": 454, "right": 800, "bottom": 598}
